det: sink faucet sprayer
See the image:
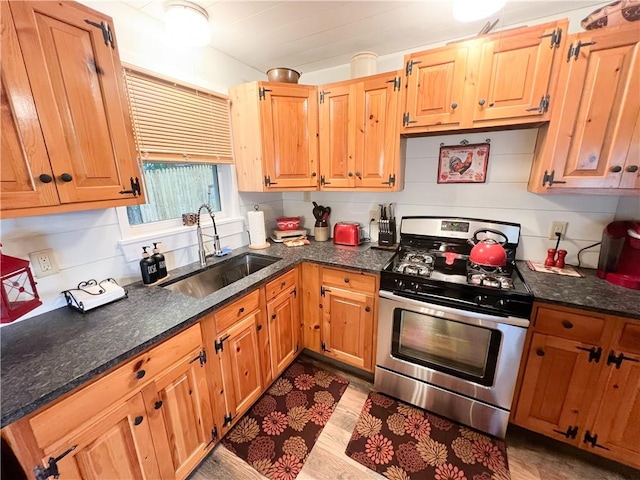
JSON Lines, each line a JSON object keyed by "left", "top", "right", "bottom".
{"left": 196, "top": 203, "right": 225, "bottom": 266}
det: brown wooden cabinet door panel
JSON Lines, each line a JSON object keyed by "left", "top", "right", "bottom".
{"left": 267, "top": 285, "right": 300, "bottom": 377}
{"left": 548, "top": 28, "right": 640, "bottom": 189}
{"left": 9, "top": 1, "right": 139, "bottom": 203}
{"left": 620, "top": 110, "right": 640, "bottom": 189}
{"left": 514, "top": 333, "right": 600, "bottom": 445}
{"left": 355, "top": 74, "right": 400, "bottom": 188}
{"left": 472, "top": 23, "right": 559, "bottom": 122}
{"left": 322, "top": 287, "right": 374, "bottom": 371}
{"left": 301, "top": 262, "right": 322, "bottom": 353}
{"left": 0, "top": 3, "right": 59, "bottom": 210}
{"left": 217, "top": 312, "right": 263, "bottom": 428}
{"left": 144, "top": 347, "right": 214, "bottom": 480}
{"left": 261, "top": 83, "right": 318, "bottom": 188}
{"left": 404, "top": 46, "right": 468, "bottom": 128}
{"left": 41, "top": 393, "right": 161, "bottom": 480}
{"left": 319, "top": 84, "right": 355, "bottom": 188}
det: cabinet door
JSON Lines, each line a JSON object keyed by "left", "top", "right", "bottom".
{"left": 267, "top": 285, "right": 300, "bottom": 377}
{"left": 261, "top": 83, "right": 318, "bottom": 188}
{"left": 0, "top": 2, "right": 58, "bottom": 210}
{"left": 9, "top": 1, "right": 140, "bottom": 204}
{"left": 472, "top": 22, "right": 562, "bottom": 123}
{"left": 403, "top": 45, "right": 469, "bottom": 129}
{"left": 321, "top": 286, "right": 375, "bottom": 371}
{"left": 355, "top": 73, "right": 401, "bottom": 188}
{"left": 218, "top": 312, "right": 263, "bottom": 426}
{"left": 545, "top": 28, "right": 640, "bottom": 189}
{"left": 514, "top": 333, "right": 601, "bottom": 445}
{"left": 143, "top": 347, "right": 214, "bottom": 480}
{"left": 583, "top": 320, "right": 640, "bottom": 468}
{"left": 39, "top": 393, "right": 161, "bottom": 479}
{"left": 319, "top": 83, "right": 355, "bottom": 188}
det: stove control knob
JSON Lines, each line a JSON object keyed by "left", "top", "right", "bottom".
{"left": 474, "top": 295, "right": 484, "bottom": 305}
{"left": 496, "top": 299, "right": 507, "bottom": 308}
{"left": 396, "top": 280, "right": 404, "bottom": 290}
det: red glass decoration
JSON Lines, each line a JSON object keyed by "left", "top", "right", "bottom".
{"left": 1, "top": 249, "right": 42, "bottom": 323}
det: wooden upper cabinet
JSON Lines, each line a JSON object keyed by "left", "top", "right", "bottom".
{"left": 401, "top": 20, "right": 565, "bottom": 134}
{"left": 319, "top": 71, "right": 403, "bottom": 190}
{"left": 1, "top": 1, "right": 144, "bottom": 218}
{"left": 529, "top": 25, "right": 640, "bottom": 194}
{"left": 403, "top": 43, "right": 470, "bottom": 129}
{"left": 230, "top": 82, "right": 318, "bottom": 191}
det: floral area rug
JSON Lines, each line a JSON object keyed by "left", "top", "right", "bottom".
{"left": 222, "top": 360, "right": 349, "bottom": 480}
{"left": 345, "top": 392, "right": 511, "bottom": 480}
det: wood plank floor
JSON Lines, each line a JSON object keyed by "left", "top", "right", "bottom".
{"left": 189, "top": 356, "right": 639, "bottom": 480}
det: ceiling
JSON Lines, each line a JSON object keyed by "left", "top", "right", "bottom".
{"left": 119, "top": 1, "right": 604, "bottom": 73}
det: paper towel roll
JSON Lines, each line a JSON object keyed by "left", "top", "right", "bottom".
{"left": 247, "top": 209, "right": 268, "bottom": 248}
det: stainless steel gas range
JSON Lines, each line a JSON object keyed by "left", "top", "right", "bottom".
{"left": 374, "top": 216, "right": 533, "bottom": 438}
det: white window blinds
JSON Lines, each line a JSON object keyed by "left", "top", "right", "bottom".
{"left": 123, "top": 67, "right": 233, "bottom": 164}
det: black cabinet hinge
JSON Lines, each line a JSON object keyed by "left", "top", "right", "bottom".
{"left": 320, "top": 175, "right": 331, "bottom": 186}
{"left": 405, "top": 59, "right": 421, "bottom": 76}
{"left": 566, "top": 40, "right": 597, "bottom": 62}
{"left": 382, "top": 174, "right": 396, "bottom": 186}
{"left": 526, "top": 94, "right": 550, "bottom": 113}
{"left": 540, "top": 27, "right": 562, "bottom": 48}
{"left": 296, "top": 341, "right": 299, "bottom": 353}
{"left": 189, "top": 348, "right": 207, "bottom": 366}
{"left": 205, "top": 425, "right": 219, "bottom": 448}
{"left": 321, "top": 341, "right": 330, "bottom": 352}
{"left": 320, "top": 286, "right": 331, "bottom": 297}
{"left": 34, "top": 445, "right": 77, "bottom": 480}
{"left": 214, "top": 334, "right": 230, "bottom": 354}
{"left": 606, "top": 350, "right": 640, "bottom": 369}
{"left": 402, "top": 112, "right": 417, "bottom": 127}
{"left": 541, "top": 170, "right": 567, "bottom": 187}
{"left": 553, "top": 425, "right": 579, "bottom": 439}
{"left": 576, "top": 346, "right": 602, "bottom": 363}
{"left": 292, "top": 288, "right": 297, "bottom": 298}
{"left": 583, "top": 430, "right": 609, "bottom": 450}
{"left": 223, "top": 412, "right": 234, "bottom": 426}
{"left": 264, "top": 175, "right": 278, "bottom": 187}
{"left": 85, "top": 19, "right": 114, "bottom": 48}
{"left": 319, "top": 90, "right": 331, "bottom": 104}
{"left": 259, "top": 87, "right": 272, "bottom": 100}
{"left": 119, "top": 177, "right": 142, "bottom": 197}
{"left": 386, "top": 76, "right": 401, "bottom": 91}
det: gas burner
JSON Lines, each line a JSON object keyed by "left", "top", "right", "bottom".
{"left": 467, "top": 272, "right": 514, "bottom": 290}
{"left": 403, "top": 252, "right": 434, "bottom": 265}
{"left": 395, "top": 263, "right": 432, "bottom": 277}
{"left": 467, "top": 261, "right": 508, "bottom": 276}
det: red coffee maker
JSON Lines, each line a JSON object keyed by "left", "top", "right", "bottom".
{"left": 597, "top": 221, "right": 640, "bottom": 290}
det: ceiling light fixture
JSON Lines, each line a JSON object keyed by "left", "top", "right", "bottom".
{"left": 452, "top": 0, "right": 507, "bottom": 22}
{"left": 164, "top": 0, "right": 211, "bottom": 47}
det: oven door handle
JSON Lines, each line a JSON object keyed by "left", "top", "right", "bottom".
{"left": 379, "top": 290, "right": 530, "bottom": 328}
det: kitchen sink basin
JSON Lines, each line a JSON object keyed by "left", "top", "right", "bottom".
{"left": 161, "top": 253, "right": 280, "bottom": 299}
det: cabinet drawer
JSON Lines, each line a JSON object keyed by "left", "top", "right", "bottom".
{"left": 29, "top": 323, "right": 202, "bottom": 449}
{"left": 215, "top": 289, "right": 261, "bottom": 333}
{"left": 322, "top": 267, "right": 377, "bottom": 293}
{"left": 534, "top": 306, "right": 605, "bottom": 344}
{"left": 265, "top": 268, "right": 297, "bottom": 301}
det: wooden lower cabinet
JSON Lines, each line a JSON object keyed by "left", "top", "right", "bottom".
{"left": 514, "top": 303, "right": 640, "bottom": 469}
{"left": 267, "top": 283, "right": 300, "bottom": 378}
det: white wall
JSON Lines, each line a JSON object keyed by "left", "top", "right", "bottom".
{"left": 0, "top": 2, "right": 282, "bottom": 321}
{"left": 283, "top": 128, "right": 619, "bottom": 269}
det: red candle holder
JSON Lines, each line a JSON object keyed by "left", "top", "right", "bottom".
{"left": 1, "top": 249, "right": 42, "bottom": 323}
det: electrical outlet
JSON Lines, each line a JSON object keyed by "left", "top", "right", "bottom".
{"left": 549, "top": 221, "right": 568, "bottom": 240}
{"left": 29, "top": 249, "right": 59, "bottom": 278}
{"left": 369, "top": 209, "right": 379, "bottom": 223}
{"left": 303, "top": 191, "right": 311, "bottom": 202}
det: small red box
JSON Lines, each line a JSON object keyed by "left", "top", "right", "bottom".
{"left": 276, "top": 217, "right": 301, "bottom": 231}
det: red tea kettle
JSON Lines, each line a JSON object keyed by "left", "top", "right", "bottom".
{"left": 468, "top": 229, "right": 508, "bottom": 267}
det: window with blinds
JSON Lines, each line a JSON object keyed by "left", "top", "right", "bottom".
{"left": 123, "top": 67, "right": 232, "bottom": 226}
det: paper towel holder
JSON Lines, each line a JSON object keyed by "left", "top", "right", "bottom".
{"left": 248, "top": 205, "right": 271, "bottom": 250}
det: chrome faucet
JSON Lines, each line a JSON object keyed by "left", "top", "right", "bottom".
{"left": 196, "top": 203, "right": 222, "bottom": 266}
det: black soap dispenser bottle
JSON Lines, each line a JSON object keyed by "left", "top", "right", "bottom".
{"left": 152, "top": 242, "right": 167, "bottom": 280}
{"left": 140, "top": 246, "right": 158, "bottom": 285}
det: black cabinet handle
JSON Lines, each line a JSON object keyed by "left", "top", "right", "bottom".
{"left": 451, "top": 102, "right": 458, "bottom": 109}
{"left": 344, "top": 278, "right": 350, "bottom": 283}
{"left": 348, "top": 172, "right": 353, "bottom": 177}
{"left": 134, "top": 416, "right": 144, "bottom": 426}
{"left": 365, "top": 306, "right": 371, "bottom": 313}
{"left": 271, "top": 313, "right": 277, "bottom": 320}
{"left": 59, "top": 173, "right": 73, "bottom": 182}
{"left": 478, "top": 99, "right": 486, "bottom": 106}
{"left": 39, "top": 174, "right": 53, "bottom": 183}
{"left": 238, "top": 307, "right": 245, "bottom": 314}
{"left": 154, "top": 400, "right": 163, "bottom": 410}
{"left": 136, "top": 370, "right": 146, "bottom": 379}
{"left": 257, "top": 324, "right": 263, "bottom": 331}
{"left": 626, "top": 165, "right": 639, "bottom": 173}
{"left": 536, "top": 349, "right": 545, "bottom": 357}
{"left": 355, "top": 172, "right": 362, "bottom": 179}
{"left": 312, "top": 172, "right": 317, "bottom": 177}
{"left": 610, "top": 166, "right": 622, "bottom": 173}
{"left": 281, "top": 281, "right": 286, "bottom": 288}
{"left": 562, "top": 320, "right": 573, "bottom": 329}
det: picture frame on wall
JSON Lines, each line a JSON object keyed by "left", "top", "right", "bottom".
{"left": 437, "top": 141, "right": 490, "bottom": 184}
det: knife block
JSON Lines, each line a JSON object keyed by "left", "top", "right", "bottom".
{"left": 378, "top": 219, "right": 397, "bottom": 246}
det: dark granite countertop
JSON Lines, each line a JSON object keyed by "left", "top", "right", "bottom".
{"left": 517, "top": 261, "right": 640, "bottom": 320}
{"left": 0, "top": 240, "right": 393, "bottom": 427}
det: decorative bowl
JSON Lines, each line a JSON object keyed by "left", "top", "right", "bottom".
{"left": 276, "top": 217, "right": 301, "bottom": 231}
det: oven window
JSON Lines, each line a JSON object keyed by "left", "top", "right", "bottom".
{"left": 391, "top": 309, "right": 501, "bottom": 386}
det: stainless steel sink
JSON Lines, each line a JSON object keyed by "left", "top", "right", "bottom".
{"left": 161, "top": 253, "right": 280, "bottom": 299}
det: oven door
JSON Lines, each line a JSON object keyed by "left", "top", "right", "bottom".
{"left": 376, "top": 290, "right": 529, "bottom": 410}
